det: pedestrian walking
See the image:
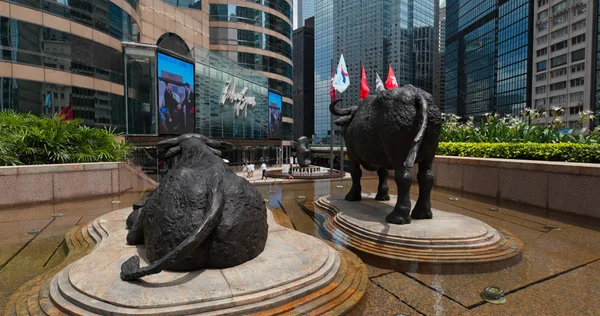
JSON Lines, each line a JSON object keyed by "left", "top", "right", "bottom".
{"left": 261, "top": 162, "right": 267, "bottom": 179}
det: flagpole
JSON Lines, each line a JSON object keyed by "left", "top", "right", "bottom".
{"left": 330, "top": 57, "right": 334, "bottom": 178}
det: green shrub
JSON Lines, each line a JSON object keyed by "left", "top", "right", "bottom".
{"left": 437, "top": 142, "right": 600, "bottom": 163}
{"left": 0, "top": 110, "right": 132, "bottom": 166}
{"left": 440, "top": 112, "right": 600, "bottom": 144}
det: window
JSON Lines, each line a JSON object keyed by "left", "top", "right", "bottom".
{"left": 573, "top": 4, "right": 587, "bottom": 16}
{"left": 537, "top": 35, "right": 548, "bottom": 45}
{"left": 535, "top": 98, "right": 546, "bottom": 107}
{"left": 551, "top": 27, "right": 568, "bottom": 39}
{"left": 550, "top": 40, "right": 568, "bottom": 52}
{"left": 572, "top": 34, "right": 586, "bottom": 45}
{"left": 538, "top": 10, "right": 548, "bottom": 20}
{"left": 550, "top": 95, "right": 566, "bottom": 104}
{"left": 570, "top": 105, "right": 584, "bottom": 114}
{"left": 571, "top": 48, "right": 585, "bottom": 62}
{"left": 571, "top": 63, "right": 585, "bottom": 73}
{"left": 536, "top": 86, "right": 547, "bottom": 94}
{"left": 552, "top": 1, "right": 568, "bottom": 14}
{"left": 570, "top": 92, "right": 584, "bottom": 101}
{"left": 537, "top": 47, "right": 548, "bottom": 57}
{"left": 538, "top": 0, "right": 548, "bottom": 6}
{"left": 537, "top": 73, "right": 547, "bottom": 81}
{"left": 570, "top": 77, "right": 584, "bottom": 87}
{"left": 538, "top": 22, "right": 548, "bottom": 32}
{"left": 553, "top": 12, "right": 568, "bottom": 25}
{"left": 537, "top": 60, "right": 548, "bottom": 72}
{"left": 572, "top": 19, "right": 586, "bottom": 31}
{"left": 550, "top": 81, "right": 567, "bottom": 91}
{"left": 551, "top": 54, "right": 568, "bottom": 68}
{"left": 550, "top": 68, "right": 567, "bottom": 78}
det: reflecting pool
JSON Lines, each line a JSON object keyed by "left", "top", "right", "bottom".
{"left": 1, "top": 178, "right": 599, "bottom": 315}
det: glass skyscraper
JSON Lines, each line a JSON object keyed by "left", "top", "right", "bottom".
{"left": 297, "top": 0, "right": 315, "bottom": 28}
{"left": 445, "top": 0, "right": 531, "bottom": 118}
{"left": 313, "top": 0, "right": 437, "bottom": 144}
{"left": 313, "top": 0, "right": 334, "bottom": 145}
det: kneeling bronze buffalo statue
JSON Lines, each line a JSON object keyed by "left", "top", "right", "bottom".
{"left": 121, "top": 134, "right": 268, "bottom": 281}
{"left": 330, "top": 85, "right": 442, "bottom": 225}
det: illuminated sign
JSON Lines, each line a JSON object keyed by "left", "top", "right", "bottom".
{"left": 220, "top": 81, "right": 256, "bottom": 118}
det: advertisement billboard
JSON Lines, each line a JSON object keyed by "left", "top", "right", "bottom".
{"left": 157, "top": 52, "right": 195, "bottom": 135}
{"left": 268, "top": 91, "right": 282, "bottom": 139}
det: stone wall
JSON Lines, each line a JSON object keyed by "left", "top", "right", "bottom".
{"left": 0, "top": 162, "right": 157, "bottom": 208}
{"left": 430, "top": 157, "right": 600, "bottom": 219}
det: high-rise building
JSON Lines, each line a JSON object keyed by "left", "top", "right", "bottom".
{"left": 433, "top": 0, "right": 446, "bottom": 111}
{"left": 313, "top": 0, "right": 335, "bottom": 145}
{"left": 0, "top": 0, "right": 293, "bottom": 170}
{"left": 445, "top": 0, "right": 531, "bottom": 118}
{"left": 532, "top": 0, "right": 595, "bottom": 128}
{"left": 296, "top": 0, "right": 315, "bottom": 29}
{"left": 293, "top": 17, "right": 315, "bottom": 140}
{"left": 314, "top": 0, "right": 437, "bottom": 144}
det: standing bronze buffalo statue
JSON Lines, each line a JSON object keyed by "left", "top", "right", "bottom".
{"left": 121, "top": 134, "right": 268, "bottom": 281}
{"left": 330, "top": 85, "right": 442, "bottom": 225}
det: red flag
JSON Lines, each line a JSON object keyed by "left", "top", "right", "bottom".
{"left": 59, "top": 99, "right": 73, "bottom": 121}
{"left": 329, "top": 64, "right": 336, "bottom": 101}
{"left": 385, "top": 64, "right": 399, "bottom": 89}
{"left": 360, "top": 64, "right": 370, "bottom": 100}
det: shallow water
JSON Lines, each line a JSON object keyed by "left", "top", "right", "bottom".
{"left": 1, "top": 179, "right": 599, "bottom": 315}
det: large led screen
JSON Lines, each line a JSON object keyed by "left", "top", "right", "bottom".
{"left": 268, "top": 91, "right": 282, "bottom": 139}
{"left": 157, "top": 52, "right": 195, "bottom": 135}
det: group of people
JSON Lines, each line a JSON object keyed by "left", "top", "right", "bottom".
{"left": 242, "top": 161, "right": 269, "bottom": 180}
{"left": 242, "top": 162, "right": 255, "bottom": 179}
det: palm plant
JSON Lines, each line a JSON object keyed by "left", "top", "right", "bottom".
{"left": 0, "top": 110, "right": 132, "bottom": 166}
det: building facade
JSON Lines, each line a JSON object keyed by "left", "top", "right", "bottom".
{"left": 433, "top": 0, "right": 446, "bottom": 111}
{"left": 532, "top": 0, "right": 596, "bottom": 128}
{"left": 0, "top": 0, "right": 293, "bottom": 174}
{"left": 314, "top": 0, "right": 437, "bottom": 144}
{"left": 296, "top": 0, "right": 315, "bottom": 29}
{"left": 292, "top": 17, "right": 314, "bottom": 140}
{"left": 208, "top": 0, "right": 294, "bottom": 144}
{"left": 313, "top": 0, "right": 334, "bottom": 145}
{"left": 445, "top": 0, "right": 532, "bottom": 118}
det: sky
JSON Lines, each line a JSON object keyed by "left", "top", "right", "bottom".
{"left": 157, "top": 52, "right": 195, "bottom": 87}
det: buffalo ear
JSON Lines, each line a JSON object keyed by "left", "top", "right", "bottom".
{"left": 206, "top": 140, "right": 234, "bottom": 152}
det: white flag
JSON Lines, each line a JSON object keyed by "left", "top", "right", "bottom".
{"left": 375, "top": 73, "right": 386, "bottom": 92}
{"left": 332, "top": 54, "right": 350, "bottom": 93}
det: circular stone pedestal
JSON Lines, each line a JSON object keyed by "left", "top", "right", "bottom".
{"left": 26, "top": 208, "right": 367, "bottom": 315}
{"left": 305, "top": 194, "right": 523, "bottom": 272}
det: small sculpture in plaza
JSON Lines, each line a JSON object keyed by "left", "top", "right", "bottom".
{"left": 329, "top": 85, "right": 442, "bottom": 225}
{"left": 121, "top": 134, "right": 269, "bottom": 281}
{"left": 297, "top": 136, "right": 312, "bottom": 167}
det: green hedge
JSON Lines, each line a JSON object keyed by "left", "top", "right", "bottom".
{"left": 437, "top": 142, "right": 600, "bottom": 163}
{"left": 0, "top": 111, "right": 132, "bottom": 166}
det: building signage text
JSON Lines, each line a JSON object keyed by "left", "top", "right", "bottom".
{"left": 220, "top": 81, "right": 256, "bottom": 119}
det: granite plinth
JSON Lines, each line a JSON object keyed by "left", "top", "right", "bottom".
{"left": 33, "top": 207, "right": 365, "bottom": 315}
{"left": 307, "top": 194, "right": 524, "bottom": 270}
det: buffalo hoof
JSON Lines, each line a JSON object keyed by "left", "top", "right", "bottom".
{"left": 411, "top": 209, "right": 433, "bottom": 219}
{"left": 385, "top": 211, "right": 411, "bottom": 225}
{"left": 375, "top": 193, "right": 390, "bottom": 201}
{"left": 345, "top": 191, "right": 362, "bottom": 201}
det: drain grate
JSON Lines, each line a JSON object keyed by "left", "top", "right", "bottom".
{"left": 543, "top": 224, "right": 561, "bottom": 231}
{"left": 481, "top": 286, "right": 506, "bottom": 304}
